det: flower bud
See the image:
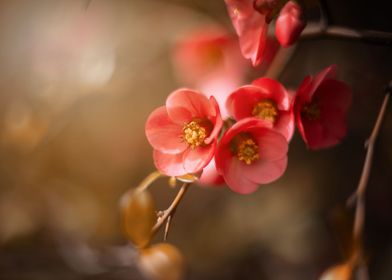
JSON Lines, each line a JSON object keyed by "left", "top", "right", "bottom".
{"left": 275, "top": 1, "right": 306, "bottom": 47}
{"left": 120, "top": 190, "right": 156, "bottom": 248}
{"left": 138, "top": 243, "right": 185, "bottom": 280}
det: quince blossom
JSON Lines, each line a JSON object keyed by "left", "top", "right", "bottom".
{"left": 226, "top": 77, "right": 294, "bottom": 140}
{"left": 215, "top": 118, "right": 288, "bottom": 194}
{"left": 294, "top": 65, "right": 352, "bottom": 149}
{"left": 172, "top": 26, "right": 247, "bottom": 119}
{"left": 224, "top": 0, "right": 273, "bottom": 66}
{"left": 145, "top": 89, "right": 223, "bottom": 176}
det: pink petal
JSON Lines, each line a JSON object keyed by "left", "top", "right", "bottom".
{"left": 249, "top": 129, "right": 288, "bottom": 161}
{"left": 226, "top": 85, "right": 265, "bottom": 120}
{"left": 145, "top": 106, "right": 187, "bottom": 154}
{"left": 205, "top": 96, "right": 223, "bottom": 144}
{"left": 198, "top": 159, "right": 225, "bottom": 186}
{"left": 220, "top": 118, "right": 274, "bottom": 147}
{"left": 274, "top": 110, "right": 295, "bottom": 141}
{"left": 251, "top": 77, "right": 291, "bottom": 110}
{"left": 166, "top": 88, "right": 213, "bottom": 124}
{"left": 183, "top": 142, "right": 216, "bottom": 174}
{"left": 224, "top": 158, "right": 260, "bottom": 194}
{"left": 242, "top": 156, "right": 287, "bottom": 184}
{"left": 224, "top": 0, "right": 256, "bottom": 36}
{"left": 239, "top": 17, "right": 268, "bottom": 66}
{"left": 153, "top": 150, "right": 187, "bottom": 176}
{"left": 224, "top": 0, "right": 269, "bottom": 66}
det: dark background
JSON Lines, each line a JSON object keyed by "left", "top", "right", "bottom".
{"left": 0, "top": 0, "right": 391, "bottom": 279}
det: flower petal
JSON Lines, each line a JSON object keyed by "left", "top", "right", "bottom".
{"left": 242, "top": 157, "right": 287, "bottom": 184}
{"left": 205, "top": 96, "right": 223, "bottom": 144}
{"left": 307, "top": 65, "right": 337, "bottom": 100}
{"left": 224, "top": 158, "right": 260, "bottom": 194}
{"left": 239, "top": 17, "right": 268, "bottom": 66}
{"left": 249, "top": 129, "right": 288, "bottom": 161}
{"left": 274, "top": 110, "right": 295, "bottom": 141}
{"left": 317, "top": 79, "right": 352, "bottom": 113}
{"left": 251, "top": 78, "right": 290, "bottom": 110}
{"left": 198, "top": 159, "right": 225, "bottom": 186}
{"left": 226, "top": 85, "right": 265, "bottom": 120}
{"left": 166, "top": 89, "right": 213, "bottom": 124}
{"left": 183, "top": 142, "right": 216, "bottom": 174}
{"left": 153, "top": 150, "right": 187, "bottom": 176}
{"left": 145, "top": 106, "right": 187, "bottom": 154}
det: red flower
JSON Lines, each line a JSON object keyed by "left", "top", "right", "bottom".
{"left": 198, "top": 159, "right": 225, "bottom": 186}
{"left": 275, "top": 1, "right": 306, "bottom": 47}
{"left": 224, "top": 0, "right": 275, "bottom": 66}
{"left": 294, "top": 65, "right": 352, "bottom": 149}
{"left": 226, "top": 78, "right": 295, "bottom": 140}
{"left": 172, "top": 26, "right": 247, "bottom": 119}
{"left": 145, "top": 89, "right": 223, "bottom": 176}
{"left": 215, "top": 118, "right": 288, "bottom": 194}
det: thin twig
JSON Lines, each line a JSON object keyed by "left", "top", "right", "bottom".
{"left": 348, "top": 90, "right": 390, "bottom": 280}
{"left": 164, "top": 215, "right": 172, "bottom": 241}
{"left": 301, "top": 23, "right": 392, "bottom": 46}
{"left": 136, "top": 170, "right": 163, "bottom": 193}
{"left": 151, "top": 183, "right": 190, "bottom": 238}
{"left": 120, "top": 171, "right": 162, "bottom": 207}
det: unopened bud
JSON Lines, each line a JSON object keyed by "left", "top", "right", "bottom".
{"left": 138, "top": 243, "right": 185, "bottom": 280}
{"left": 120, "top": 190, "right": 156, "bottom": 248}
{"left": 275, "top": 1, "right": 306, "bottom": 47}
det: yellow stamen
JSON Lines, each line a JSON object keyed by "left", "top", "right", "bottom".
{"left": 302, "top": 103, "right": 320, "bottom": 121}
{"left": 236, "top": 138, "right": 259, "bottom": 165}
{"left": 182, "top": 121, "right": 207, "bottom": 149}
{"left": 252, "top": 99, "right": 279, "bottom": 122}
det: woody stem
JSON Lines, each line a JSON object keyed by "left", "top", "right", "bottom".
{"left": 349, "top": 89, "right": 390, "bottom": 279}
{"left": 151, "top": 182, "right": 190, "bottom": 239}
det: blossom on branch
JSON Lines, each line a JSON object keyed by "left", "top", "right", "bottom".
{"left": 215, "top": 118, "right": 288, "bottom": 194}
{"left": 226, "top": 77, "right": 295, "bottom": 140}
{"left": 224, "top": 0, "right": 272, "bottom": 66}
{"left": 294, "top": 65, "right": 352, "bottom": 149}
{"left": 172, "top": 26, "right": 247, "bottom": 119}
{"left": 145, "top": 89, "right": 222, "bottom": 176}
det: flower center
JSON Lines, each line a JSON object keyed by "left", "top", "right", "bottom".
{"left": 252, "top": 99, "right": 279, "bottom": 122}
{"left": 302, "top": 103, "right": 320, "bottom": 121}
{"left": 182, "top": 121, "right": 207, "bottom": 149}
{"left": 204, "top": 46, "right": 224, "bottom": 67}
{"left": 236, "top": 137, "right": 259, "bottom": 165}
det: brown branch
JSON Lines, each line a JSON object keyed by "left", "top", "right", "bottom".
{"left": 151, "top": 183, "right": 190, "bottom": 238}
{"left": 136, "top": 171, "right": 162, "bottom": 193}
{"left": 301, "top": 23, "right": 392, "bottom": 46}
{"left": 349, "top": 91, "right": 390, "bottom": 279}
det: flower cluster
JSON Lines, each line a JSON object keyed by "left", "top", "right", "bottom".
{"left": 225, "top": 0, "right": 306, "bottom": 66}
{"left": 146, "top": 65, "right": 352, "bottom": 194}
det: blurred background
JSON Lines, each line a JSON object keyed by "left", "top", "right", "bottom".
{"left": 0, "top": 0, "right": 391, "bottom": 279}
